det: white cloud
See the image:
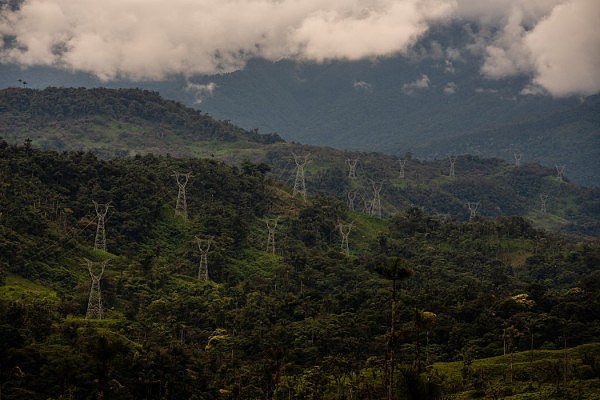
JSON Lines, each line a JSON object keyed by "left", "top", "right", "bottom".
{"left": 0, "top": 0, "right": 456, "bottom": 80}
{"left": 353, "top": 80, "right": 373, "bottom": 91}
{"left": 461, "top": 0, "right": 600, "bottom": 97}
{"left": 525, "top": 0, "right": 600, "bottom": 97}
{"left": 443, "top": 81, "right": 457, "bottom": 94}
{"left": 0, "top": 0, "right": 598, "bottom": 97}
{"left": 520, "top": 83, "right": 546, "bottom": 96}
{"left": 186, "top": 82, "right": 218, "bottom": 103}
{"left": 402, "top": 74, "right": 430, "bottom": 94}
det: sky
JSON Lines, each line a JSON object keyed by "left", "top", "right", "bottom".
{"left": 1, "top": 0, "right": 599, "bottom": 97}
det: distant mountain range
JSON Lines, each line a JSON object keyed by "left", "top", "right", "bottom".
{"left": 1, "top": 87, "right": 598, "bottom": 236}
{"left": 0, "top": 26, "right": 598, "bottom": 186}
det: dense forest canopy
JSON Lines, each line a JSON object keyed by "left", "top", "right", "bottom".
{"left": 1, "top": 88, "right": 598, "bottom": 237}
{"left": 1, "top": 141, "right": 599, "bottom": 399}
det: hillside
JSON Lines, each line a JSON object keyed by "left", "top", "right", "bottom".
{"left": 1, "top": 24, "right": 597, "bottom": 187}
{"left": 1, "top": 143, "right": 599, "bottom": 399}
{"left": 1, "top": 87, "right": 598, "bottom": 237}
{"left": 0, "top": 87, "right": 282, "bottom": 157}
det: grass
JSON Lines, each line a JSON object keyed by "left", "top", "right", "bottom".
{"left": 431, "top": 343, "right": 600, "bottom": 399}
{"left": 0, "top": 273, "right": 57, "bottom": 299}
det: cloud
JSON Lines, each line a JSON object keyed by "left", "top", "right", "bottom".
{"left": 525, "top": 0, "right": 600, "bottom": 97}
{"left": 186, "top": 82, "right": 218, "bottom": 104}
{"left": 520, "top": 83, "right": 546, "bottom": 96}
{"left": 0, "top": 0, "right": 598, "bottom": 97}
{"left": 0, "top": 0, "right": 456, "bottom": 80}
{"left": 462, "top": 0, "right": 600, "bottom": 97}
{"left": 353, "top": 80, "right": 373, "bottom": 91}
{"left": 443, "top": 81, "right": 457, "bottom": 94}
{"left": 402, "top": 74, "right": 430, "bottom": 94}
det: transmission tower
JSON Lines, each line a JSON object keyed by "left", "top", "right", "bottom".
{"left": 292, "top": 153, "right": 309, "bottom": 200}
{"left": 347, "top": 190, "right": 357, "bottom": 211}
{"left": 338, "top": 222, "right": 352, "bottom": 256}
{"left": 195, "top": 237, "right": 212, "bottom": 281}
{"left": 399, "top": 159, "right": 407, "bottom": 178}
{"left": 369, "top": 180, "right": 383, "bottom": 217}
{"left": 513, "top": 151, "right": 522, "bottom": 167}
{"left": 540, "top": 194, "right": 549, "bottom": 213}
{"left": 345, "top": 158, "right": 358, "bottom": 178}
{"left": 265, "top": 218, "right": 278, "bottom": 254}
{"left": 466, "top": 202, "right": 479, "bottom": 220}
{"left": 93, "top": 201, "right": 111, "bottom": 252}
{"left": 85, "top": 259, "right": 108, "bottom": 319}
{"left": 173, "top": 172, "right": 193, "bottom": 220}
{"left": 555, "top": 165, "right": 566, "bottom": 180}
{"left": 448, "top": 156, "right": 457, "bottom": 177}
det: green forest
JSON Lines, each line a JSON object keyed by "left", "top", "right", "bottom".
{"left": 2, "top": 88, "right": 599, "bottom": 237}
{"left": 1, "top": 139, "right": 599, "bottom": 399}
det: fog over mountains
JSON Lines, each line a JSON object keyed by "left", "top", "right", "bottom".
{"left": 1, "top": 0, "right": 598, "bottom": 185}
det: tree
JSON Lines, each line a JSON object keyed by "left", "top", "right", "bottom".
{"left": 375, "top": 257, "right": 413, "bottom": 400}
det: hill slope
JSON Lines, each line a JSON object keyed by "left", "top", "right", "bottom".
{"left": 1, "top": 143, "right": 599, "bottom": 399}
{"left": 1, "top": 25, "right": 597, "bottom": 186}
{"left": 1, "top": 87, "right": 598, "bottom": 236}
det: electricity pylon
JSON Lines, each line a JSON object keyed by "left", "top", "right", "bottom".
{"left": 345, "top": 158, "right": 358, "bottom": 178}
{"left": 292, "top": 153, "right": 309, "bottom": 200}
{"left": 93, "top": 201, "right": 111, "bottom": 252}
{"left": 195, "top": 236, "right": 212, "bottom": 281}
{"left": 399, "top": 159, "right": 407, "bottom": 178}
{"left": 555, "top": 165, "right": 566, "bottom": 181}
{"left": 513, "top": 151, "right": 522, "bottom": 167}
{"left": 347, "top": 190, "right": 357, "bottom": 211}
{"left": 85, "top": 259, "right": 108, "bottom": 319}
{"left": 466, "top": 202, "right": 479, "bottom": 220}
{"left": 540, "top": 194, "right": 549, "bottom": 213}
{"left": 173, "top": 172, "right": 193, "bottom": 220}
{"left": 369, "top": 180, "right": 383, "bottom": 217}
{"left": 265, "top": 218, "right": 278, "bottom": 254}
{"left": 338, "top": 222, "right": 352, "bottom": 256}
{"left": 449, "top": 156, "right": 457, "bottom": 177}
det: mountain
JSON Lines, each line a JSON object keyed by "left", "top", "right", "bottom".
{"left": 1, "top": 26, "right": 597, "bottom": 188}
{"left": 1, "top": 87, "right": 598, "bottom": 237}
{"left": 1, "top": 142, "right": 599, "bottom": 399}
{"left": 188, "top": 56, "right": 599, "bottom": 186}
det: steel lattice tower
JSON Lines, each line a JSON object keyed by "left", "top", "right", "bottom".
{"left": 265, "top": 218, "right": 278, "bottom": 254}
{"left": 540, "top": 194, "right": 549, "bottom": 213}
{"left": 399, "top": 159, "right": 407, "bottom": 178}
{"left": 345, "top": 158, "right": 358, "bottom": 178}
{"left": 85, "top": 259, "right": 108, "bottom": 319}
{"left": 173, "top": 172, "right": 193, "bottom": 220}
{"left": 466, "top": 202, "right": 480, "bottom": 220}
{"left": 292, "top": 153, "right": 309, "bottom": 200}
{"left": 347, "top": 190, "right": 357, "bottom": 211}
{"left": 449, "top": 156, "right": 457, "bottom": 177}
{"left": 93, "top": 201, "right": 111, "bottom": 252}
{"left": 196, "top": 237, "right": 212, "bottom": 281}
{"left": 513, "top": 151, "right": 522, "bottom": 167}
{"left": 369, "top": 181, "right": 383, "bottom": 217}
{"left": 338, "top": 222, "right": 352, "bottom": 256}
{"left": 555, "top": 165, "right": 566, "bottom": 181}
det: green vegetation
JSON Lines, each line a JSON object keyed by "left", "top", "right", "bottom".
{"left": 2, "top": 88, "right": 597, "bottom": 237}
{"left": 0, "top": 141, "right": 599, "bottom": 399}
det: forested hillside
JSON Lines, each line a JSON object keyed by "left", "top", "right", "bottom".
{"left": 1, "top": 88, "right": 598, "bottom": 237}
{"left": 0, "top": 87, "right": 282, "bottom": 157}
{"left": 1, "top": 142, "right": 599, "bottom": 399}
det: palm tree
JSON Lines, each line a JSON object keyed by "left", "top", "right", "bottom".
{"left": 375, "top": 257, "right": 413, "bottom": 400}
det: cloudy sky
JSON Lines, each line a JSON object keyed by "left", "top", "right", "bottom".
{"left": 1, "top": 0, "right": 599, "bottom": 96}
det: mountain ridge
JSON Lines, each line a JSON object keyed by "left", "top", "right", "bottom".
{"left": 1, "top": 87, "right": 598, "bottom": 236}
